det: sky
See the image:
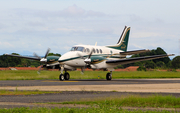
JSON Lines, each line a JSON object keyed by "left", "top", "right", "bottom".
{"left": 0, "top": 0, "right": 179, "bottom": 58}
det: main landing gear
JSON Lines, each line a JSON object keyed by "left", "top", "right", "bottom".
{"left": 59, "top": 72, "right": 70, "bottom": 81}
{"left": 106, "top": 71, "right": 112, "bottom": 80}
{"left": 59, "top": 64, "right": 112, "bottom": 81}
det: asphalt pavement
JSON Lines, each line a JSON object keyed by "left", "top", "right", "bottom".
{"left": 0, "top": 79, "right": 180, "bottom": 108}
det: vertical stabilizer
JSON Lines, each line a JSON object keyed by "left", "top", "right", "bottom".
{"left": 107, "top": 26, "right": 130, "bottom": 51}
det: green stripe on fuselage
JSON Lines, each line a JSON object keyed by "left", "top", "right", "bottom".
{"left": 58, "top": 54, "right": 122, "bottom": 63}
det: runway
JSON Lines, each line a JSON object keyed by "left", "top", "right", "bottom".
{"left": 0, "top": 79, "right": 180, "bottom": 108}
{"left": 1, "top": 78, "right": 180, "bottom": 86}
{"left": 0, "top": 79, "right": 180, "bottom": 93}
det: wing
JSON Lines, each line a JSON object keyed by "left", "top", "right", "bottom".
{"left": 5, "top": 54, "right": 41, "bottom": 61}
{"left": 106, "top": 54, "right": 174, "bottom": 65}
{"left": 120, "top": 49, "right": 150, "bottom": 55}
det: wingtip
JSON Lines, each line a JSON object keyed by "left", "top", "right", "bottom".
{"left": 167, "top": 54, "right": 175, "bottom": 56}
{"left": 146, "top": 49, "right": 151, "bottom": 51}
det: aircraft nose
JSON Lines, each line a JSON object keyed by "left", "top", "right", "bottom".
{"left": 58, "top": 52, "right": 75, "bottom": 63}
{"left": 58, "top": 58, "right": 65, "bottom": 63}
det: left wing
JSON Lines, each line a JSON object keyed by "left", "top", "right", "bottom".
{"left": 106, "top": 54, "right": 174, "bottom": 65}
{"left": 5, "top": 54, "right": 41, "bottom": 61}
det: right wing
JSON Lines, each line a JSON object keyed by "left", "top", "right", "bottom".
{"left": 120, "top": 49, "right": 150, "bottom": 55}
{"left": 106, "top": 54, "right": 174, "bottom": 65}
{"left": 5, "top": 54, "right": 41, "bottom": 61}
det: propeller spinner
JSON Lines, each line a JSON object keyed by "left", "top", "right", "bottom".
{"left": 34, "top": 48, "right": 51, "bottom": 73}
{"left": 77, "top": 48, "right": 96, "bottom": 73}
{"left": 84, "top": 48, "right": 94, "bottom": 64}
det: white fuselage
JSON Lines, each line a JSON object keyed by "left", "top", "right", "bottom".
{"left": 58, "top": 45, "right": 126, "bottom": 71}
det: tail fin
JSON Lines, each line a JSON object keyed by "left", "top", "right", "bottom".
{"left": 107, "top": 26, "right": 130, "bottom": 52}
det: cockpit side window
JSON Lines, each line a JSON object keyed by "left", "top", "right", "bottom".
{"left": 77, "top": 47, "right": 84, "bottom": 51}
{"left": 70, "top": 47, "right": 85, "bottom": 52}
{"left": 70, "top": 47, "right": 77, "bottom": 51}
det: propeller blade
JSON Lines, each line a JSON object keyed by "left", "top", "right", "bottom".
{"left": 37, "top": 65, "right": 43, "bottom": 74}
{"left": 33, "top": 53, "right": 41, "bottom": 59}
{"left": 83, "top": 47, "right": 94, "bottom": 65}
{"left": 88, "top": 48, "right": 94, "bottom": 59}
{"left": 81, "top": 67, "right": 84, "bottom": 75}
{"left": 44, "top": 48, "right": 51, "bottom": 58}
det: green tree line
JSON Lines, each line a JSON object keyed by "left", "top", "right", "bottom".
{"left": 116, "top": 47, "right": 180, "bottom": 70}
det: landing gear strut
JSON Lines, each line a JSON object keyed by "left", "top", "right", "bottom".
{"left": 106, "top": 71, "right": 112, "bottom": 80}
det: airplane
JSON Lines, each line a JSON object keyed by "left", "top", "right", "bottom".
{"left": 58, "top": 26, "right": 174, "bottom": 81}
{"left": 5, "top": 48, "right": 60, "bottom": 71}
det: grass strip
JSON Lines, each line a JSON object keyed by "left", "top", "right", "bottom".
{"left": 0, "top": 90, "right": 62, "bottom": 95}
{"left": 60, "top": 95, "right": 180, "bottom": 108}
{"left": 0, "top": 70, "right": 180, "bottom": 80}
{"left": 0, "top": 107, "right": 177, "bottom": 113}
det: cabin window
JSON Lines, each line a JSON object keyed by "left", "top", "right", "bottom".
{"left": 100, "top": 49, "right": 102, "bottom": 53}
{"left": 96, "top": 49, "right": 99, "bottom": 53}
{"left": 93, "top": 48, "right": 96, "bottom": 53}
{"left": 70, "top": 47, "right": 85, "bottom": 52}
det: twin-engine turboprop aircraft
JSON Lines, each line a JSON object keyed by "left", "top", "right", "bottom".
{"left": 5, "top": 26, "right": 174, "bottom": 81}
{"left": 58, "top": 26, "right": 174, "bottom": 81}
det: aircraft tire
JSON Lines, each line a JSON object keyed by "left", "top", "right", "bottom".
{"left": 59, "top": 74, "right": 65, "bottom": 81}
{"left": 106, "top": 72, "right": 112, "bottom": 80}
{"left": 64, "top": 72, "right": 70, "bottom": 80}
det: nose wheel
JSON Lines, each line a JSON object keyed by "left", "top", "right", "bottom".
{"left": 59, "top": 72, "right": 70, "bottom": 81}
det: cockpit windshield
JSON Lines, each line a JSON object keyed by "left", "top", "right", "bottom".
{"left": 70, "top": 46, "right": 85, "bottom": 52}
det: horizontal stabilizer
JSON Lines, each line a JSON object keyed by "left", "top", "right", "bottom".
{"left": 106, "top": 54, "right": 174, "bottom": 65}
{"left": 120, "top": 49, "right": 150, "bottom": 55}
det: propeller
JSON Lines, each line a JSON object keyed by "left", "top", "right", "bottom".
{"left": 78, "top": 48, "right": 96, "bottom": 74}
{"left": 34, "top": 48, "right": 51, "bottom": 74}
{"left": 84, "top": 48, "right": 94, "bottom": 64}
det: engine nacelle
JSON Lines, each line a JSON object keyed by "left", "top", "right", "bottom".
{"left": 90, "top": 56, "right": 107, "bottom": 64}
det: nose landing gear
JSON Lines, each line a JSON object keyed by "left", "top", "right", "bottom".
{"left": 59, "top": 65, "right": 70, "bottom": 81}
{"left": 59, "top": 72, "right": 70, "bottom": 81}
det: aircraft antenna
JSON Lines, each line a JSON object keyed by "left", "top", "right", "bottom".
{"left": 95, "top": 42, "right": 97, "bottom": 46}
